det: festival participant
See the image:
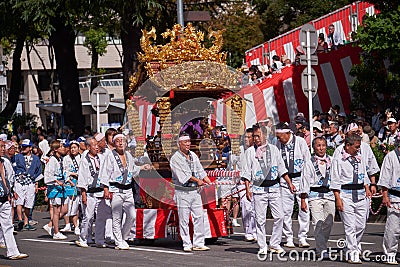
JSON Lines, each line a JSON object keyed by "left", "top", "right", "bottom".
{"left": 0, "top": 140, "right": 29, "bottom": 260}
{"left": 62, "top": 140, "right": 81, "bottom": 235}
{"left": 101, "top": 134, "right": 150, "bottom": 250}
{"left": 300, "top": 137, "right": 334, "bottom": 258}
{"left": 274, "top": 122, "right": 311, "bottom": 248}
{"left": 77, "top": 137, "right": 87, "bottom": 155}
{"left": 44, "top": 140, "right": 69, "bottom": 240}
{"left": 330, "top": 134, "right": 371, "bottom": 264}
{"left": 170, "top": 132, "right": 212, "bottom": 252}
{"left": 243, "top": 124, "right": 295, "bottom": 255}
{"left": 75, "top": 137, "right": 108, "bottom": 248}
{"left": 238, "top": 128, "right": 257, "bottom": 242}
{"left": 378, "top": 138, "right": 400, "bottom": 265}
{"left": 94, "top": 132, "right": 114, "bottom": 244}
{"left": 333, "top": 123, "right": 380, "bottom": 228}
{"left": 13, "top": 139, "right": 42, "bottom": 231}
{"left": 105, "top": 128, "right": 118, "bottom": 150}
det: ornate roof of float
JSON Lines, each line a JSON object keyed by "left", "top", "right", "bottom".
{"left": 138, "top": 23, "right": 227, "bottom": 73}
{"left": 128, "top": 23, "right": 242, "bottom": 96}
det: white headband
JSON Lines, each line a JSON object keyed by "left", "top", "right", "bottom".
{"left": 112, "top": 134, "right": 126, "bottom": 142}
{"left": 275, "top": 129, "right": 291, "bottom": 134}
{"left": 178, "top": 136, "right": 190, "bottom": 141}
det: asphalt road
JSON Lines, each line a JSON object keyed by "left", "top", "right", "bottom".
{"left": 0, "top": 211, "right": 394, "bottom": 267}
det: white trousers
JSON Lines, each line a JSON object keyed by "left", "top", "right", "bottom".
{"left": 281, "top": 187, "right": 310, "bottom": 243}
{"left": 309, "top": 198, "right": 335, "bottom": 253}
{"left": 79, "top": 195, "right": 110, "bottom": 245}
{"left": 383, "top": 203, "right": 400, "bottom": 257}
{"left": 174, "top": 190, "right": 205, "bottom": 249}
{"left": 238, "top": 185, "right": 256, "bottom": 239}
{"left": 111, "top": 192, "right": 136, "bottom": 247}
{"left": 0, "top": 201, "right": 20, "bottom": 257}
{"left": 339, "top": 197, "right": 367, "bottom": 254}
{"left": 253, "top": 193, "right": 284, "bottom": 249}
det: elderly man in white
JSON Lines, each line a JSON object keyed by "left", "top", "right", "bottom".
{"left": 300, "top": 137, "right": 335, "bottom": 258}
{"left": 101, "top": 134, "right": 151, "bottom": 250}
{"left": 170, "top": 132, "right": 212, "bottom": 252}
{"left": 274, "top": 122, "right": 311, "bottom": 248}
{"left": 330, "top": 134, "right": 371, "bottom": 264}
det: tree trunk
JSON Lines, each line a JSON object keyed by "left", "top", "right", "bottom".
{"left": 121, "top": 18, "right": 142, "bottom": 102}
{"left": 90, "top": 48, "right": 99, "bottom": 92}
{"left": 49, "top": 20, "right": 84, "bottom": 135}
{"left": 26, "top": 43, "right": 44, "bottom": 104}
{"left": 0, "top": 35, "right": 25, "bottom": 119}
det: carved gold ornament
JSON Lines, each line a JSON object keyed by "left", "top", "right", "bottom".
{"left": 138, "top": 23, "right": 227, "bottom": 77}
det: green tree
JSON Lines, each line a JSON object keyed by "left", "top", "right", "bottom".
{"left": 206, "top": 3, "right": 265, "bottom": 68}
{"left": 0, "top": 1, "right": 28, "bottom": 124}
{"left": 83, "top": 28, "right": 108, "bottom": 91}
{"left": 350, "top": 1, "right": 400, "bottom": 106}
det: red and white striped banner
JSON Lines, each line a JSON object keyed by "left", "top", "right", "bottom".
{"left": 245, "top": 1, "right": 375, "bottom": 66}
{"left": 134, "top": 208, "right": 227, "bottom": 239}
{"left": 135, "top": 44, "right": 361, "bottom": 136}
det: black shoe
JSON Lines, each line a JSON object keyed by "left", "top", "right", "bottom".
{"left": 17, "top": 221, "right": 24, "bottom": 231}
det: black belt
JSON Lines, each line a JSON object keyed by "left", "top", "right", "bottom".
{"left": 175, "top": 185, "right": 197, "bottom": 191}
{"left": 310, "top": 186, "right": 330, "bottom": 193}
{"left": 288, "top": 172, "right": 301, "bottom": 179}
{"left": 341, "top": 184, "right": 364, "bottom": 190}
{"left": 388, "top": 189, "right": 400, "bottom": 198}
{"left": 0, "top": 196, "right": 8, "bottom": 203}
{"left": 87, "top": 187, "right": 103, "bottom": 193}
{"left": 259, "top": 179, "right": 280, "bottom": 187}
{"left": 109, "top": 182, "right": 133, "bottom": 190}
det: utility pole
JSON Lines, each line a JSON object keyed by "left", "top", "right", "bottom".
{"left": 0, "top": 45, "right": 6, "bottom": 112}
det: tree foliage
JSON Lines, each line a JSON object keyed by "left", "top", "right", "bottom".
{"left": 350, "top": 1, "right": 400, "bottom": 107}
{"left": 206, "top": 3, "right": 264, "bottom": 68}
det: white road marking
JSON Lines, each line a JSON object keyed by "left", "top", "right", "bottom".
{"left": 129, "top": 247, "right": 193, "bottom": 255}
{"left": 232, "top": 233, "right": 375, "bottom": 245}
{"left": 21, "top": 238, "right": 73, "bottom": 244}
{"left": 21, "top": 238, "right": 193, "bottom": 255}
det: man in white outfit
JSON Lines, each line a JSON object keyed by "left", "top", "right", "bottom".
{"left": 238, "top": 128, "right": 257, "bottom": 242}
{"left": 274, "top": 122, "right": 311, "bottom": 248}
{"left": 170, "top": 132, "right": 212, "bottom": 252}
{"left": 300, "top": 137, "right": 335, "bottom": 258}
{"left": 378, "top": 139, "right": 400, "bottom": 265}
{"left": 330, "top": 134, "right": 371, "bottom": 264}
{"left": 243, "top": 124, "right": 295, "bottom": 255}
{"left": 101, "top": 134, "right": 150, "bottom": 250}
{"left": 75, "top": 137, "right": 108, "bottom": 248}
{"left": 0, "top": 140, "right": 28, "bottom": 260}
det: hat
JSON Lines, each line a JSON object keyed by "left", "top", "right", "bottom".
{"left": 338, "top": 112, "right": 347, "bottom": 117}
{"left": 363, "top": 126, "right": 375, "bottom": 138}
{"left": 61, "top": 139, "right": 70, "bottom": 147}
{"left": 387, "top": 118, "right": 397, "bottom": 124}
{"left": 95, "top": 133, "right": 105, "bottom": 142}
{"left": 77, "top": 136, "right": 86, "bottom": 143}
{"left": 328, "top": 120, "right": 336, "bottom": 125}
{"left": 313, "top": 121, "right": 323, "bottom": 132}
{"left": 0, "top": 134, "right": 7, "bottom": 142}
{"left": 69, "top": 140, "right": 80, "bottom": 146}
{"left": 344, "top": 123, "right": 359, "bottom": 134}
{"left": 294, "top": 115, "right": 306, "bottom": 124}
{"left": 21, "top": 139, "right": 33, "bottom": 147}
{"left": 5, "top": 141, "right": 14, "bottom": 150}
{"left": 62, "top": 125, "right": 69, "bottom": 130}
